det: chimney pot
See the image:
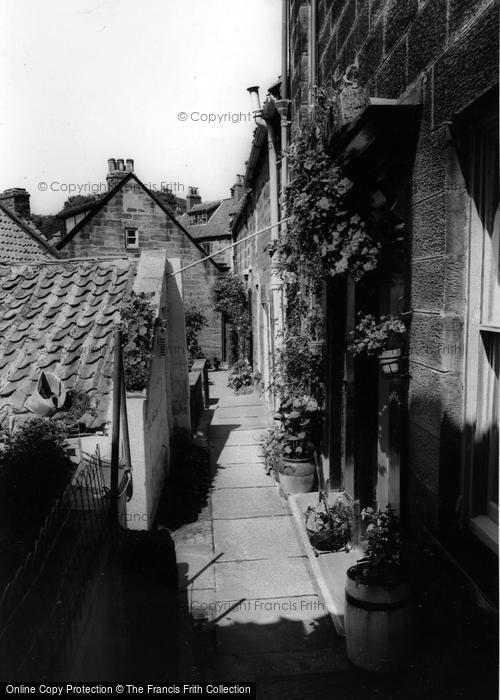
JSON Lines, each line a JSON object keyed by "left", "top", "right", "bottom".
{"left": 108, "top": 158, "right": 116, "bottom": 173}
{"left": 0, "top": 188, "right": 31, "bottom": 220}
{"left": 116, "top": 159, "right": 125, "bottom": 171}
{"left": 186, "top": 186, "right": 201, "bottom": 212}
{"left": 126, "top": 158, "right": 134, "bottom": 172}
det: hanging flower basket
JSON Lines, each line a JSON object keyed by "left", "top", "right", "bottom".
{"left": 379, "top": 348, "right": 403, "bottom": 378}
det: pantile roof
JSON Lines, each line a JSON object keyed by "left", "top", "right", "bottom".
{"left": 0, "top": 258, "right": 134, "bottom": 430}
{"left": 0, "top": 203, "right": 58, "bottom": 263}
{"left": 178, "top": 197, "right": 244, "bottom": 240}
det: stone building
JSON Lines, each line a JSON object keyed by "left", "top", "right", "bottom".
{"left": 0, "top": 189, "right": 58, "bottom": 263}
{"left": 178, "top": 177, "right": 247, "bottom": 271}
{"left": 235, "top": 0, "right": 498, "bottom": 598}
{"left": 55, "top": 159, "right": 224, "bottom": 361}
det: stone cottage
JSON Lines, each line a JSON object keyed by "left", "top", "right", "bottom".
{"left": 0, "top": 250, "right": 190, "bottom": 529}
{"left": 55, "top": 159, "right": 224, "bottom": 361}
{"left": 235, "top": 0, "right": 498, "bottom": 601}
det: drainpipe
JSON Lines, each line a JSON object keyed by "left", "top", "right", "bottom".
{"left": 310, "top": 0, "right": 318, "bottom": 105}
{"left": 110, "top": 329, "right": 122, "bottom": 522}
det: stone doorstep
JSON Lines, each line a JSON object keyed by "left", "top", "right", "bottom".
{"left": 288, "top": 493, "right": 360, "bottom": 637}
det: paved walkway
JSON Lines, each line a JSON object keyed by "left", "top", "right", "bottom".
{"left": 172, "top": 372, "right": 498, "bottom": 698}
{"left": 173, "top": 371, "right": 346, "bottom": 683}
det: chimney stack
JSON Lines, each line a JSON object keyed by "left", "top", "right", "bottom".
{"left": 106, "top": 157, "right": 133, "bottom": 191}
{"left": 231, "top": 174, "right": 245, "bottom": 203}
{"left": 186, "top": 186, "right": 201, "bottom": 212}
{"left": 0, "top": 188, "right": 31, "bottom": 220}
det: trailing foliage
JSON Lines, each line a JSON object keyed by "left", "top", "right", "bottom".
{"left": 270, "top": 88, "right": 379, "bottom": 287}
{"left": 0, "top": 418, "right": 73, "bottom": 534}
{"left": 212, "top": 274, "right": 250, "bottom": 362}
{"left": 121, "top": 292, "right": 156, "bottom": 391}
{"left": 348, "top": 314, "right": 407, "bottom": 357}
{"left": 184, "top": 303, "right": 208, "bottom": 368}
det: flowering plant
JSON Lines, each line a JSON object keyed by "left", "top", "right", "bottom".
{"left": 275, "top": 395, "right": 320, "bottom": 460}
{"left": 354, "top": 507, "right": 403, "bottom": 584}
{"left": 348, "top": 314, "right": 406, "bottom": 358}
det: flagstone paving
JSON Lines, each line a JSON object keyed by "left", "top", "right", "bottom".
{"left": 173, "top": 372, "right": 498, "bottom": 696}
{"left": 174, "top": 370, "right": 344, "bottom": 683}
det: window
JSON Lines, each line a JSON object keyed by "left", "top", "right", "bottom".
{"left": 125, "top": 228, "right": 139, "bottom": 249}
{"left": 464, "top": 106, "right": 499, "bottom": 553}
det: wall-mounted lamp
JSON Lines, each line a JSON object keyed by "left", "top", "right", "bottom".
{"left": 247, "top": 86, "right": 262, "bottom": 116}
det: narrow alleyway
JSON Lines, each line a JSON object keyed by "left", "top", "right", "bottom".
{"left": 173, "top": 370, "right": 347, "bottom": 684}
{"left": 172, "top": 372, "right": 497, "bottom": 699}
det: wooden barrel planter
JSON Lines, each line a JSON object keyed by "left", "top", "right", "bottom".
{"left": 345, "top": 566, "right": 413, "bottom": 672}
{"left": 278, "top": 456, "right": 316, "bottom": 496}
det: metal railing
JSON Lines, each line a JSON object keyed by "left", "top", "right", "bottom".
{"left": 0, "top": 448, "right": 116, "bottom": 681}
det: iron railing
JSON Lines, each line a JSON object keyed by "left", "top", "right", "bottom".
{"left": 0, "top": 448, "right": 117, "bottom": 681}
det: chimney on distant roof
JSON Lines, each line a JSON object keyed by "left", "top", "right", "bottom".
{"left": 231, "top": 174, "right": 245, "bottom": 203}
{"left": 0, "top": 188, "right": 31, "bottom": 219}
{"left": 186, "top": 186, "right": 201, "bottom": 212}
{"left": 106, "top": 157, "right": 132, "bottom": 191}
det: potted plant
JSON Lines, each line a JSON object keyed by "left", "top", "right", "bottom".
{"left": 348, "top": 314, "right": 407, "bottom": 379}
{"left": 260, "top": 427, "right": 286, "bottom": 482}
{"left": 305, "top": 492, "right": 353, "bottom": 552}
{"left": 344, "top": 507, "right": 413, "bottom": 672}
{"left": 275, "top": 396, "right": 320, "bottom": 496}
{"left": 227, "top": 359, "right": 254, "bottom": 394}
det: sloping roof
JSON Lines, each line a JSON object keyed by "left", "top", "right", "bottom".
{"left": 178, "top": 197, "right": 242, "bottom": 240}
{"left": 0, "top": 258, "right": 133, "bottom": 430}
{"left": 55, "top": 172, "right": 221, "bottom": 269}
{"left": 188, "top": 200, "right": 221, "bottom": 214}
{"left": 0, "top": 203, "right": 59, "bottom": 263}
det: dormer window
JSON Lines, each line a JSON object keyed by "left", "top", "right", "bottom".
{"left": 125, "top": 228, "right": 139, "bottom": 249}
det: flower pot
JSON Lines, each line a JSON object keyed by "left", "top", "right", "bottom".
{"left": 345, "top": 566, "right": 413, "bottom": 672}
{"left": 378, "top": 348, "right": 402, "bottom": 378}
{"left": 279, "top": 456, "right": 316, "bottom": 496}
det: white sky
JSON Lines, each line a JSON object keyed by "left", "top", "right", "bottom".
{"left": 0, "top": 0, "right": 282, "bottom": 214}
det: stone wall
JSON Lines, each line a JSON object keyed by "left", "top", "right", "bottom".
{"left": 59, "top": 178, "right": 223, "bottom": 360}
{"left": 233, "top": 148, "right": 273, "bottom": 378}
{"left": 289, "top": 0, "right": 498, "bottom": 530}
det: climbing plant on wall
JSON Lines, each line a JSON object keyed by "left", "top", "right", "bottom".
{"left": 271, "top": 87, "right": 379, "bottom": 291}
{"left": 121, "top": 292, "right": 156, "bottom": 391}
{"left": 211, "top": 273, "right": 251, "bottom": 363}
{"left": 184, "top": 303, "right": 208, "bottom": 368}
{"left": 268, "top": 87, "right": 380, "bottom": 404}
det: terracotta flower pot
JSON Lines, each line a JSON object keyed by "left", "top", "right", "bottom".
{"left": 345, "top": 565, "right": 413, "bottom": 672}
{"left": 278, "top": 456, "right": 316, "bottom": 495}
